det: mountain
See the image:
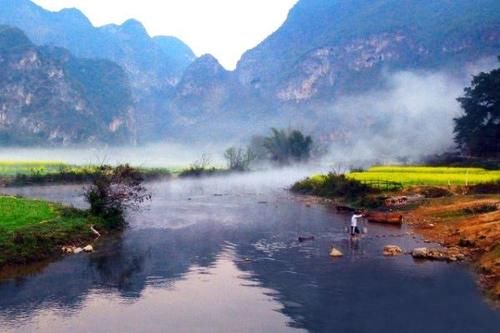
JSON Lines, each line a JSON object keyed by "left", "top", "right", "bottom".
{"left": 0, "top": 25, "right": 135, "bottom": 145}
{"left": 235, "top": 0, "right": 500, "bottom": 102}
{"left": 0, "top": 0, "right": 195, "bottom": 141}
{"left": 1, "top": 0, "right": 499, "bottom": 146}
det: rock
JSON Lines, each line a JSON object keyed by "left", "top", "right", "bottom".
{"left": 330, "top": 247, "right": 343, "bottom": 257}
{"left": 412, "top": 247, "right": 428, "bottom": 258}
{"left": 83, "top": 245, "right": 94, "bottom": 252}
{"left": 73, "top": 247, "right": 83, "bottom": 254}
{"left": 61, "top": 246, "right": 74, "bottom": 254}
{"left": 298, "top": 236, "right": 315, "bottom": 242}
{"left": 383, "top": 245, "right": 402, "bottom": 256}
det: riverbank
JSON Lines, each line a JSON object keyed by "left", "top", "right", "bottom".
{"left": 291, "top": 169, "right": 500, "bottom": 302}
{"left": 401, "top": 194, "right": 500, "bottom": 300}
{"left": 0, "top": 195, "right": 110, "bottom": 268}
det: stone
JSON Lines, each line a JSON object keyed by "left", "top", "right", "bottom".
{"left": 383, "top": 245, "right": 402, "bottom": 256}
{"left": 61, "top": 246, "right": 74, "bottom": 254}
{"left": 412, "top": 247, "right": 428, "bottom": 258}
{"left": 330, "top": 248, "right": 343, "bottom": 257}
{"left": 83, "top": 245, "right": 94, "bottom": 252}
{"left": 73, "top": 247, "right": 83, "bottom": 254}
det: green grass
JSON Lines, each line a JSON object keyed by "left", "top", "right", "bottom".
{"left": 0, "top": 196, "right": 58, "bottom": 230}
{"left": 0, "top": 195, "right": 106, "bottom": 266}
{"left": 348, "top": 166, "right": 500, "bottom": 187}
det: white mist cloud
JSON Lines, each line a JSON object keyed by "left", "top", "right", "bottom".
{"left": 321, "top": 59, "right": 498, "bottom": 165}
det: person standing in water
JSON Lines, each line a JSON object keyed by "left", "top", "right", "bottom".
{"left": 350, "top": 211, "right": 364, "bottom": 236}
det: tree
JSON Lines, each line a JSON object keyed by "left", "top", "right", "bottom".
{"left": 224, "top": 147, "right": 255, "bottom": 171}
{"left": 84, "top": 164, "right": 151, "bottom": 228}
{"left": 263, "top": 128, "right": 313, "bottom": 165}
{"left": 454, "top": 58, "right": 500, "bottom": 157}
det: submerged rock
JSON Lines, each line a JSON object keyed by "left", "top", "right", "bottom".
{"left": 383, "top": 245, "right": 402, "bottom": 256}
{"left": 330, "top": 248, "right": 343, "bottom": 257}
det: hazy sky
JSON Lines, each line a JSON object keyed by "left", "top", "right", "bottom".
{"left": 32, "top": 0, "right": 298, "bottom": 69}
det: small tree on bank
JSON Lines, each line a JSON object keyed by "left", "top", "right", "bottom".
{"left": 224, "top": 147, "right": 255, "bottom": 171}
{"left": 454, "top": 57, "right": 500, "bottom": 157}
{"left": 84, "top": 164, "right": 151, "bottom": 228}
{"left": 263, "top": 128, "right": 313, "bottom": 165}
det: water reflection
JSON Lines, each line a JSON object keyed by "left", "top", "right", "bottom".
{"left": 1, "top": 172, "right": 499, "bottom": 332}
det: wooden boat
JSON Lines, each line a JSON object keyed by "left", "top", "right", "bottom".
{"left": 366, "top": 212, "right": 403, "bottom": 225}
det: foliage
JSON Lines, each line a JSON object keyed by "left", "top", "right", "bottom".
{"left": 178, "top": 154, "right": 221, "bottom": 178}
{"left": 254, "top": 128, "right": 313, "bottom": 165}
{"left": 454, "top": 57, "right": 500, "bottom": 157}
{"left": 224, "top": 147, "right": 255, "bottom": 171}
{"left": 83, "top": 165, "right": 151, "bottom": 227}
{"left": 348, "top": 165, "right": 500, "bottom": 187}
{"left": 291, "top": 173, "right": 377, "bottom": 203}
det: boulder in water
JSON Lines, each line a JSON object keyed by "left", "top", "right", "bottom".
{"left": 330, "top": 247, "right": 343, "bottom": 257}
{"left": 383, "top": 245, "right": 402, "bottom": 256}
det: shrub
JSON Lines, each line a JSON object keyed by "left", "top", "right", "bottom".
{"left": 291, "top": 173, "right": 378, "bottom": 202}
{"left": 83, "top": 164, "right": 151, "bottom": 228}
{"left": 224, "top": 147, "right": 255, "bottom": 171}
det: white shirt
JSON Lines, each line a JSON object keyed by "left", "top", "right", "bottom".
{"left": 351, "top": 214, "right": 363, "bottom": 227}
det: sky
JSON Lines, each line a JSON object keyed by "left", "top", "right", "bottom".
{"left": 32, "top": 0, "right": 298, "bottom": 69}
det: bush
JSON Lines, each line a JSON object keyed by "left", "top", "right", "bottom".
{"left": 291, "top": 173, "right": 378, "bottom": 202}
{"left": 83, "top": 164, "right": 151, "bottom": 228}
{"left": 178, "top": 154, "right": 221, "bottom": 178}
{"left": 224, "top": 147, "right": 255, "bottom": 171}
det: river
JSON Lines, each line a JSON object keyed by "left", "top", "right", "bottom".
{"left": 0, "top": 170, "right": 499, "bottom": 332}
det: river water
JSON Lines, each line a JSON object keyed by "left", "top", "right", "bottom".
{"left": 0, "top": 170, "right": 499, "bottom": 332}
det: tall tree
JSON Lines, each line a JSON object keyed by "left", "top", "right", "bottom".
{"left": 454, "top": 58, "right": 500, "bottom": 157}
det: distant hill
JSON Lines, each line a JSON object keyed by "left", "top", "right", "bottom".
{"left": 0, "top": 0, "right": 499, "bottom": 147}
{"left": 0, "top": 25, "right": 135, "bottom": 145}
{"left": 235, "top": 0, "right": 500, "bottom": 102}
{"left": 0, "top": 0, "right": 196, "bottom": 141}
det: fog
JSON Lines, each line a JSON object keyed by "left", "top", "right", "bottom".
{"left": 0, "top": 142, "right": 227, "bottom": 167}
{"left": 317, "top": 58, "right": 498, "bottom": 165}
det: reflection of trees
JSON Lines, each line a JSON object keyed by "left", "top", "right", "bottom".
{"left": 0, "top": 223, "right": 225, "bottom": 320}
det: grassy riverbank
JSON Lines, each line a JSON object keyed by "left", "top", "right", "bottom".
{"left": 0, "top": 195, "right": 107, "bottom": 267}
{"left": 0, "top": 160, "right": 173, "bottom": 186}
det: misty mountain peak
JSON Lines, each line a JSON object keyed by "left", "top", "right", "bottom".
{"left": 192, "top": 54, "right": 226, "bottom": 72}
{"left": 119, "top": 19, "right": 149, "bottom": 37}
{"left": 57, "top": 8, "right": 92, "bottom": 26}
